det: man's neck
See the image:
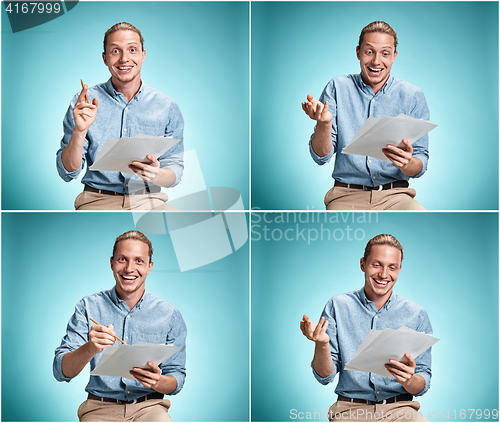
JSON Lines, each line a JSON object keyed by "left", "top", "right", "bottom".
{"left": 364, "top": 288, "right": 392, "bottom": 311}
{"left": 111, "top": 77, "right": 142, "bottom": 103}
{"left": 115, "top": 286, "right": 145, "bottom": 310}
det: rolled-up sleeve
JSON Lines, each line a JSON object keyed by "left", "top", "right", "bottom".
{"left": 311, "top": 300, "right": 340, "bottom": 385}
{"left": 53, "top": 301, "right": 89, "bottom": 382}
{"left": 159, "top": 101, "right": 184, "bottom": 187}
{"left": 56, "top": 96, "right": 88, "bottom": 182}
{"left": 308, "top": 81, "right": 338, "bottom": 166}
{"left": 413, "top": 309, "right": 433, "bottom": 396}
{"left": 161, "top": 308, "right": 187, "bottom": 395}
{"left": 409, "top": 89, "right": 430, "bottom": 179}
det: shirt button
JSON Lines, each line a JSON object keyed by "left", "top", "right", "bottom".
{"left": 124, "top": 128, "right": 127, "bottom": 132}
{"left": 369, "top": 160, "right": 371, "bottom": 163}
{"left": 372, "top": 377, "right": 375, "bottom": 380}
{"left": 373, "top": 177, "right": 376, "bottom": 180}
{"left": 127, "top": 391, "right": 130, "bottom": 394}
{"left": 126, "top": 315, "right": 130, "bottom": 318}
{"left": 375, "top": 316, "right": 378, "bottom": 319}
{"left": 377, "top": 391, "right": 380, "bottom": 394}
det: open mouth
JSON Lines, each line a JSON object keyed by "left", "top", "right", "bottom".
{"left": 367, "top": 67, "right": 383, "bottom": 75}
{"left": 121, "top": 275, "right": 138, "bottom": 284}
{"left": 117, "top": 66, "right": 133, "bottom": 72}
{"left": 373, "top": 279, "right": 389, "bottom": 287}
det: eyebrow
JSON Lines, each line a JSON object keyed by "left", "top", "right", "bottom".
{"left": 363, "top": 43, "right": 393, "bottom": 49}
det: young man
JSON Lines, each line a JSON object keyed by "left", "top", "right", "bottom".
{"left": 300, "top": 234, "right": 432, "bottom": 422}
{"left": 56, "top": 22, "right": 184, "bottom": 210}
{"left": 53, "top": 231, "right": 186, "bottom": 422}
{"left": 302, "top": 22, "right": 430, "bottom": 210}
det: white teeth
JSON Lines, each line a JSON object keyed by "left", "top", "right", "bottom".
{"left": 118, "top": 67, "right": 132, "bottom": 70}
{"left": 122, "top": 276, "right": 137, "bottom": 280}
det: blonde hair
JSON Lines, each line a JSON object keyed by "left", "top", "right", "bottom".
{"left": 363, "top": 234, "right": 403, "bottom": 262}
{"left": 112, "top": 231, "right": 153, "bottom": 263}
{"left": 103, "top": 22, "right": 144, "bottom": 53}
{"left": 358, "top": 21, "right": 398, "bottom": 51}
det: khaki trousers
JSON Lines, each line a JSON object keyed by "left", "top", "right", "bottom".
{"left": 77, "top": 398, "right": 172, "bottom": 422}
{"left": 74, "top": 191, "right": 171, "bottom": 211}
{"left": 329, "top": 399, "right": 429, "bottom": 422}
{"left": 324, "top": 186, "right": 425, "bottom": 211}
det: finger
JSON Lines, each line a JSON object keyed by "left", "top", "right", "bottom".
{"left": 130, "top": 371, "right": 157, "bottom": 388}
{"left": 405, "top": 353, "right": 416, "bottom": 368}
{"left": 387, "top": 359, "right": 411, "bottom": 373}
{"left": 93, "top": 97, "right": 99, "bottom": 107}
{"left": 312, "top": 317, "right": 325, "bottom": 336}
{"left": 401, "top": 139, "right": 412, "bottom": 152}
{"left": 147, "top": 361, "right": 161, "bottom": 373}
{"left": 314, "top": 103, "right": 324, "bottom": 120}
{"left": 74, "top": 103, "right": 97, "bottom": 111}
{"left": 303, "top": 314, "right": 310, "bottom": 322}
{"left": 146, "top": 155, "right": 160, "bottom": 167}
{"left": 307, "top": 94, "right": 314, "bottom": 102}
{"left": 320, "top": 318, "right": 329, "bottom": 333}
{"left": 321, "top": 101, "right": 330, "bottom": 119}
{"left": 77, "top": 85, "right": 88, "bottom": 104}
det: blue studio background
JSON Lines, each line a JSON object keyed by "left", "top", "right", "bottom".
{"left": 1, "top": 1, "right": 249, "bottom": 210}
{"left": 251, "top": 2, "right": 498, "bottom": 210}
{"left": 1, "top": 212, "right": 249, "bottom": 421}
{"left": 251, "top": 212, "right": 498, "bottom": 421}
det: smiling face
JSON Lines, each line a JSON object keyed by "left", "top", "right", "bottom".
{"left": 111, "top": 239, "right": 153, "bottom": 301}
{"left": 360, "top": 244, "right": 402, "bottom": 309}
{"left": 356, "top": 32, "right": 398, "bottom": 94}
{"left": 102, "top": 29, "right": 146, "bottom": 87}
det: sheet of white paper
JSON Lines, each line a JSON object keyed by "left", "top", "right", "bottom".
{"left": 89, "top": 134, "right": 180, "bottom": 174}
{"left": 90, "top": 341, "right": 181, "bottom": 380}
{"left": 344, "top": 326, "right": 439, "bottom": 378}
{"left": 342, "top": 114, "right": 437, "bottom": 161}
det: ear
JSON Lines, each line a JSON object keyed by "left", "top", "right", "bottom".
{"left": 356, "top": 46, "right": 360, "bottom": 60}
{"left": 110, "top": 256, "right": 114, "bottom": 270}
{"left": 102, "top": 52, "right": 108, "bottom": 66}
{"left": 141, "top": 49, "right": 146, "bottom": 63}
{"left": 360, "top": 257, "right": 365, "bottom": 272}
{"left": 393, "top": 50, "right": 398, "bottom": 61}
{"left": 146, "top": 260, "right": 153, "bottom": 275}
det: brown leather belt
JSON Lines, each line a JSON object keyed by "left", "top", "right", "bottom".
{"left": 334, "top": 180, "right": 409, "bottom": 191}
{"left": 88, "top": 392, "right": 164, "bottom": 405}
{"left": 84, "top": 184, "right": 161, "bottom": 196}
{"left": 338, "top": 393, "right": 413, "bottom": 405}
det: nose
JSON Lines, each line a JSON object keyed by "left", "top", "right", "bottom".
{"left": 379, "top": 266, "right": 388, "bottom": 278}
{"left": 119, "top": 50, "right": 129, "bottom": 63}
{"left": 125, "top": 261, "right": 135, "bottom": 273}
{"left": 371, "top": 52, "right": 381, "bottom": 65}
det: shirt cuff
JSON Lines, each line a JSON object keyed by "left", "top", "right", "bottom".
{"left": 414, "top": 372, "right": 431, "bottom": 397}
{"left": 309, "top": 141, "right": 334, "bottom": 165}
{"left": 56, "top": 151, "right": 82, "bottom": 182}
{"left": 311, "top": 361, "right": 336, "bottom": 385}
{"left": 166, "top": 371, "right": 185, "bottom": 395}
{"left": 53, "top": 352, "right": 73, "bottom": 383}
{"left": 410, "top": 153, "right": 428, "bottom": 179}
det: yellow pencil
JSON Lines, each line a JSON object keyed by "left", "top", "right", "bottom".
{"left": 81, "top": 79, "right": 90, "bottom": 104}
{"left": 89, "top": 317, "right": 126, "bottom": 344}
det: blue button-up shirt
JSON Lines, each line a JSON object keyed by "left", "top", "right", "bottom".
{"left": 53, "top": 288, "right": 187, "bottom": 401}
{"left": 56, "top": 79, "right": 184, "bottom": 194}
{"left": 309, "top": 74, "right": 430, "bottom": 187}
{"left": 313, "top": 288, "right": 432, "bottom": 401}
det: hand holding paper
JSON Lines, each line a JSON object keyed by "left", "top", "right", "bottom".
{"left": 342, "top": 114, "right": 437, "bottom": 162}
{"left": 344, "top": 326, "right": 439, "bottom": 378}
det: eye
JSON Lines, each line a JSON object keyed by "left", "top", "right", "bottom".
{"left": 130, "top": 48, "right": 136, "bottom": 53}
{"left": 112, "top": 49, "right": 119, "bottom": 54}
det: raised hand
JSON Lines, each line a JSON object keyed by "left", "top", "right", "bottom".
{"left": 73, "top": 84, "right": 98, "bottom": 134}
{"left": 300, "top": 314, "right": 330, "bottom": 345}
{"left": 301, "top": 94, "right": 332, "bottom": 123}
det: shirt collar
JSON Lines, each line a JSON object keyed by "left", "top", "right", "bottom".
{"left": 357, "top": 287, "right": 397, "bottom": 311}
{"left": 104, "top": 78, "right": 145, "bottom": 101}
{"left": 109, "top": 287, "right": 148, "bottom": 309}
{"left": 355, "top": 73, "right": 394, "bottom": 95}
